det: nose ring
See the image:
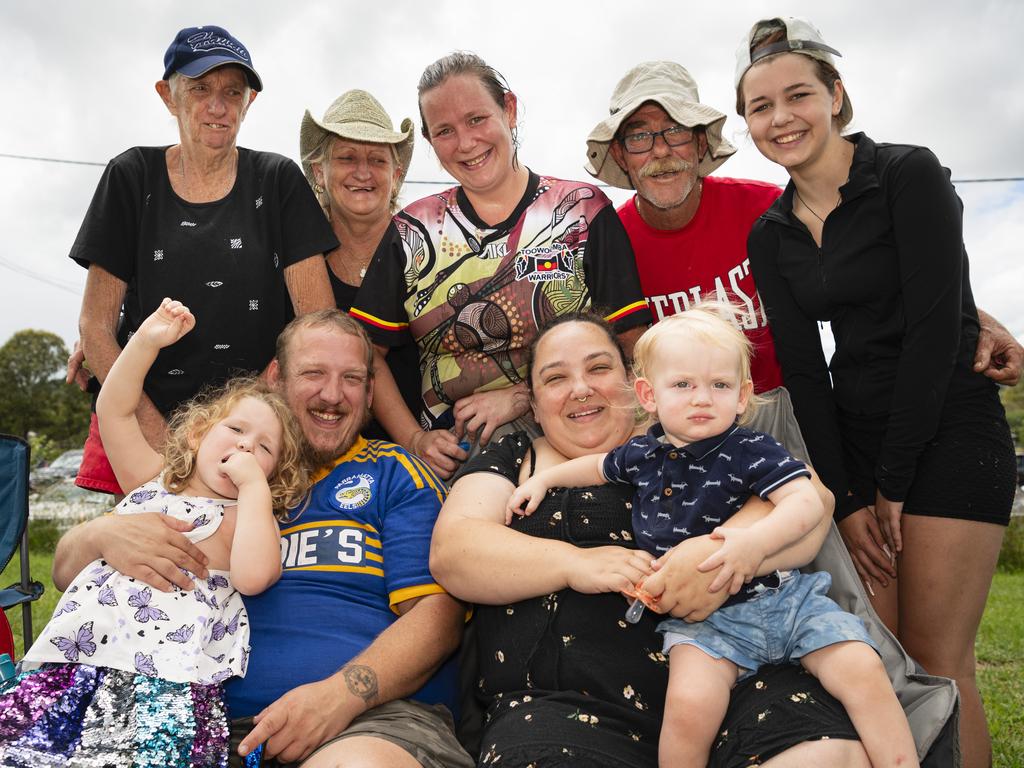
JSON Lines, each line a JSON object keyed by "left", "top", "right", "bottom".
{"left": 575, "top": 396, "right": 589, "bottom": 403}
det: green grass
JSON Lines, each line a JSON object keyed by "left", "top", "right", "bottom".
{"left": 978, "top": 571, "right": 1024, "bottom": 767}
{"left": 2, "top": 547, "right": 57, "bottom": 659}
{"left": 3, "top": 521, "right": 1024, "bottom": 762}
{"left": 997, "top": 515, "right": 1024, "bottom": 572}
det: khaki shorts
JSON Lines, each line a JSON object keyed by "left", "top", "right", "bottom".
{"left": 229, "top": 699, "right": 474, "bottom": 768}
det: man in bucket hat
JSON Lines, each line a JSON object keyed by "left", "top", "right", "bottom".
{"left": 585, "top": 61, "right": 1022, "bottom": 397}
{"left": 586, "top": 61, "right": 786, "bottom": 395}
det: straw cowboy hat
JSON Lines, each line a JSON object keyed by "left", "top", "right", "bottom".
{"left": 300, "top": 89, "right": 414, "bottom": 189}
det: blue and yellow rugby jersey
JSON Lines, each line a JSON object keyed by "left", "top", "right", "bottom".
{"left": 226, "top": 437, "right": 455, "bottom": 717}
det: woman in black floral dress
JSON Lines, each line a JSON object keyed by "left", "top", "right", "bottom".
{"left": 431, "top": 315, "right": 874, "bottom": 767}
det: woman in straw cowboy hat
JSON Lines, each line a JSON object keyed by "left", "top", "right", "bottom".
{"left": 350, "top": 52, "right": 651, "bottom": 479}
{"left": 736, "top": 16, "right": 1016, "bottom": 766}
{"left": 300, "top": 90, "right": 422, "bottom": 440}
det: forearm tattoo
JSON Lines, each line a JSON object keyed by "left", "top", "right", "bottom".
{"left": 343, "top": 664, "right": 379, "bottom": 703}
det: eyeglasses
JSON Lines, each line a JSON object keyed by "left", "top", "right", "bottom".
{"left": 620, "top": 125, "right": 695, "bottom": 154}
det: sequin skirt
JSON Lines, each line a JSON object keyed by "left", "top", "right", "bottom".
{"left": 0, "top": 663, "right": 229, "bottom": 767}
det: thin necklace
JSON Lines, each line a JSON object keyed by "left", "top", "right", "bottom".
{"left": 794, "top": 188, "right": 840, "bottom": 225}
{"left": 328, "top": 244, "right": 372, "bottom": 282}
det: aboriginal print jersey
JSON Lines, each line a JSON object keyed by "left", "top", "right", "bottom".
{"left": 352, "top": 172, "right": 650, "bottom": 428}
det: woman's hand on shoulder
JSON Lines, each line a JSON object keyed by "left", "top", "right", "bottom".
{"left": 565, "top": 545, "right": 654, "bottom": 596}
{"left": 453, "top": 384, "right": 530, "bottom": 447}
{"left": 408, "top": 429, "right": 468, "bottom": 480}
{"left": 837, "top": 505, "right": 897, "bottom": 596}
{"left": 974, "top": 308, "right": 1023, "bottom": 385}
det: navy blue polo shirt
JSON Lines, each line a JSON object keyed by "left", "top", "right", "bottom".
{"left": 603, "top": 423, "right": 810, "bottom": 604}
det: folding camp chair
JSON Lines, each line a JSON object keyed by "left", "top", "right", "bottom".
{"left": 0, "top": 434, "right": 45, "bottom": 655}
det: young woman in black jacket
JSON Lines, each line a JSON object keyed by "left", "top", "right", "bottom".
{"left": 735, "top": 16, "right": 1016, "bottom": 768}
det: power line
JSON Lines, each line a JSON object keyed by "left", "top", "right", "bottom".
{"left": 2, "top": 151, "right": 1023, "bottom": 186}
{"left": 0, "top": 152, "right": 105, "bottom": 168}
{"left": 948, "top": 177, "right": 1024, "bottom": 184}
{"left": 0, "top": 256, "right": 82, "bottom": 296}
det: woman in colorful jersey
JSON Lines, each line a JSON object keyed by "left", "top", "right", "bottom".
{"left": 735, "top": 16, "right": 1016, "bottom": 767}
{"left": 351, "top": 52, "right": 650, "bottom": 479}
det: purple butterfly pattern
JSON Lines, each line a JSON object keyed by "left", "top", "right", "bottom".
{"left": 191, "top": 514, "right": 210, "bottom": 529}
{"left": 53, "top": 600, "right": 81, "bottom": 616}
{"left": 90, "top": 568, "right": 114, "bottom": 587}
{"left": 134, "top": 651, "right": 159, "bottom": 677}
{"left": 194, "top": 589, "right": 219, "bottom": 610}
{"left": 210, "top": 609, "right": 242, "bottom": 641}
{"left": 127, "top": 587, "right": 170, "bottom": 623}
{"left": 210, "top": 669, "right": 232, "bottom": 684}
{"left": 50, "top": 621, "right": 97, "bottom": 662}
{"left": 129, "top": 488, "right": 159, "bottom": 504}
{"left": 97, "top": 586, "right": 118, "bottom": 606}
{"left": 166, "top": 624, "right": 196, "bottom": 643}
{"left": 206, "top": 575, "right": 230, "bottom": 591}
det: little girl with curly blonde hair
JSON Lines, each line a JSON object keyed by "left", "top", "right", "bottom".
{"left": 0, "top": 298, "right": 310, "bottom": 766}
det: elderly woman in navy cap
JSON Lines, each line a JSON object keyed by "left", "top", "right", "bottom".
{"left": 69, "top": 25, "right": 335, "bottom": 497}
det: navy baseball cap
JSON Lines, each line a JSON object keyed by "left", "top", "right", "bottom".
{"left": 162, "top": 25, "right": 263, "bottom": 91}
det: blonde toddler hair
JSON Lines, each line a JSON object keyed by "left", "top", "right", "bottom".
{"left": 162, "top": 376, "right": 310, "bottom": 516}
{"left": 632, "top": 303, "right": 762, "bottom": 425}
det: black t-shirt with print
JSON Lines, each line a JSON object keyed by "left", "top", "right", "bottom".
{"left": 70, "top": 146, "right": 338, "bottom": 415}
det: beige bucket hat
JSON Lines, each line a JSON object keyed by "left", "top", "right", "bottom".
{"left": 585, "top": 61, "right": 736, "bottom": 190}
{"left": 299, "top": 89, "right": 414, "bottom": 189}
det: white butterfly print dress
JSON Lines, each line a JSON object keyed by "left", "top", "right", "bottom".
{"left": 22, "top": 479, "right": 250, "bottom": 685}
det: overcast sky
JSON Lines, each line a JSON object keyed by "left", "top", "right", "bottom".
{"left": 2, "top": 0, "right": 1021, "bottom": 353}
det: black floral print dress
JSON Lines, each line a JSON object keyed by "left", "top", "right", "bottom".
{"left": 462, "top": 434, "right": 858, "bottom": 768}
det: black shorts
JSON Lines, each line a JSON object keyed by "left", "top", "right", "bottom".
{"left": 840, "top": 377, "right": 1015, "bottom": 526}
{"left": 710, "top": 664, "right": 858, "bottom": 767}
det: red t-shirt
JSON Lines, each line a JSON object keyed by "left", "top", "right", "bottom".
{"left": 618, "top": 176, "right": 784, "bottom": 393}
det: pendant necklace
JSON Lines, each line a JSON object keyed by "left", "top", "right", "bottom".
{"left": 794, "top": 188, "right": 841, "bottom": 224}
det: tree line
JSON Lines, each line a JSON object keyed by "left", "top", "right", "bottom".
{"left": 0, "top": 329, "right": 91, "bottom": 463}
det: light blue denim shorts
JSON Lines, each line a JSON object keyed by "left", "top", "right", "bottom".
{"left": 659, "top": 570, "right": 877, "bottom": 681}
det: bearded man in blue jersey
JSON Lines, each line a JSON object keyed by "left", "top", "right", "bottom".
{"left": 53, "top": 309, "right": 472, "bottom": 768}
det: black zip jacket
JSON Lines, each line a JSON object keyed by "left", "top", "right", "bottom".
{"left": 747, "top": 133, "right": 981, "bottom": 519}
